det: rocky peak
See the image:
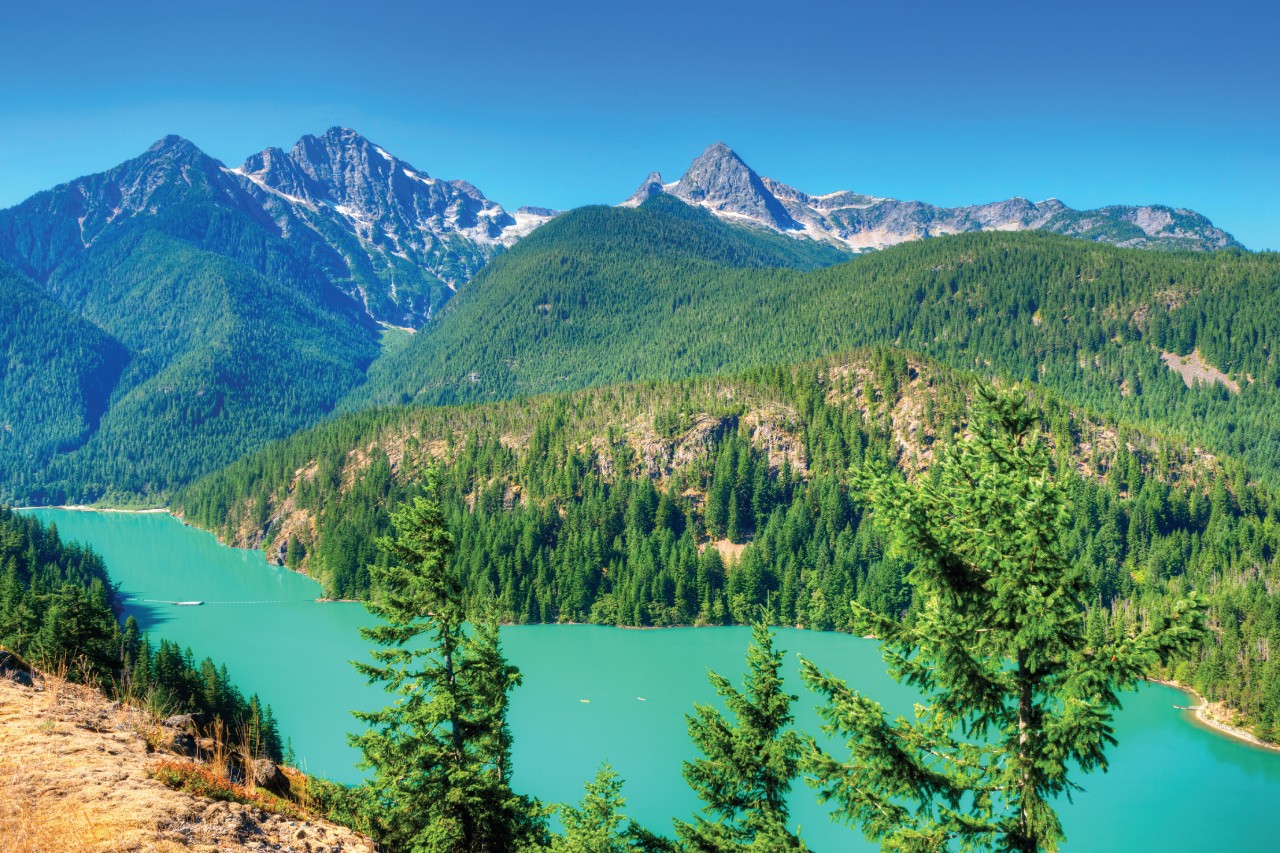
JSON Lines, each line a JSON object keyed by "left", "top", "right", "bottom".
{"left": 623, "top": 171, "right": 667, "bottom": 207}
{"left": 669, "top": 143, "right": 799, "bottom": 230}
{"left": 229, "top": 128, "right": 556, "bottom": 324}
{"left": 144, "top": 134, "right": 206, "bottom": 161}
{"left": 238, "top": 127, "right": 516, "bottom": 236}
{"left": 622, "top": 142, "right": 1240, "bottom": 253}
{"left": 0, "top": 134, "right": 253, "bottom": 280}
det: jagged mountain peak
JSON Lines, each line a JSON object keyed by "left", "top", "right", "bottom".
{"left": 229, "top": 128, "right": 557, "bottom": 324}
{"left": 144, "top": 134, "right": 206, "bottom": 159}
{"left": 622, "top": 171, "right": 667, "bottom": 207}
{"left": 669, "top": 142, "right": 799, "bottom": 231}
{"left": 697, "top": 141, "right": 736, "bottom": 159}
{"left": 628, "top": 142, "right": 1240, "bottom": 253}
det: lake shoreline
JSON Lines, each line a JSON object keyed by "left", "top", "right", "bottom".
{"left": 17, "top": 507, "right": 1280, "bottom": 758}
{"left": 13, "top": 504, "right": 168, "bottom": 514}
{"left": 1147, "top": 677, "right": 1280, "bottom": 754}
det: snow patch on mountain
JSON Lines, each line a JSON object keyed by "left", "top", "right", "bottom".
{"left": 624, "top": 143, "right": 1240, "bottom": 253}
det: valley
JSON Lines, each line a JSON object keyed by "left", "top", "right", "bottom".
{"left": 2, "top": 123, "right": 1278, "bottom": 851}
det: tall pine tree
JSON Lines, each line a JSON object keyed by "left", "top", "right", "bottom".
{"left": 801, "top": 387, "right": 1205, "bottom": 852}
{"left": 553, "top": 763, "right": 668, "bottom": 852}
{"left": 675, "top": 620, "right": 807, "bottom": 851}
{"left": 351, "top": 480, "right": 546, "bottom": 852}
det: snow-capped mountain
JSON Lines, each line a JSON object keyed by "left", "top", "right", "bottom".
{"left": 624, "top": 142, "right": 1240, "bottom": 252}
{"left": 231, "top": 128, "right": 555, "bottom": 323}
{"left": 0, "top": 129, "right": 557, "bottom": 327}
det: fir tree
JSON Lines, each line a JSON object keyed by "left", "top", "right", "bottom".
{"left": 675, "top": 620, "right": 807, "bottom": 851}
{"left": 350, "top": 480, "right": 546, "bottom": 852}
{"left": 801, "top": 387, "right": 1205, "bottom": 852}
{"left": 553, "top": 763, "right": 669, "bottom": 852}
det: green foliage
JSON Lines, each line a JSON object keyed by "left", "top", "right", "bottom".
{"left": 178, "top": 349, "right": 1280, "bottom": 740}
{"left": 0, "top": 506, "right": 283, "bottom": 761}
{"left": 348, "top": 196, "right": 851, "bottom": 410}
{"left": 553, "top": 763, "right": 669, "bottom": 852}
{"left": 351, "top": 486, "right": 546, "bottom": 852}
{"left": 350, "top": 208, "right": 1280, "bottom": 491}
{"left": 0, "top": 147, "right": 382, "bottom": 504}
{"left": 0, "top": 262, "right": 129, "bottom": 494}
{"left": 132, "top": 635, "right": 284, "bottom": 762}
{"left": 676, "top": 621, "right": 807, "bottom": 852}
{"left": 0, "top": 507, "right": 119, "bottom": 680}
{"left": 800, "top": 389, "right": 1205, "bottom": 852}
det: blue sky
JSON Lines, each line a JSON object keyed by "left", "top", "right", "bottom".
{"left": 3, "top": 0, "right": 1277, "bottom": 248}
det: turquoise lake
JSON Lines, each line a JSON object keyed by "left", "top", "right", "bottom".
{"left": 24, "top": 508, "right": 1280, "bottom": 851}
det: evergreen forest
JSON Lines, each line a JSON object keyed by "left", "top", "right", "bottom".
{"left": 177, "top": 350, "right": 1280, "bottom": 741}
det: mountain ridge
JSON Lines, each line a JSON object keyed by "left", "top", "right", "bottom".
{"left": 624, "top": 142, "right": 1241, "bottom": 252}
{"left": 0, "top": 128, "right": 558, "bottom": 327}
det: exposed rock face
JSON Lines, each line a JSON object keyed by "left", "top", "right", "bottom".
{"left": 0, "top": 128, "right": 559, "bottom": 327}
{"left": 249, "top": 757, "right": 290, "bottom": 796}
{"left": 0, "top": 650, "right": 33, "bottom": 686}
{"left": 625, "top": 142, "right": 1241, "bottom": 253}
{"left": 162, "top": 713, "right": 199, "bottom": 732}
{"left": 670, "top": 143, "right": 799, "bottom": 230}
{"left": 624, "top": 171, "right": 667, "bottom": 206}
{"left": 232, "top": 127, "right": 557, "bottom": 324}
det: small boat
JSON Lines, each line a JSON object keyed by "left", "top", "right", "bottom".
{"left": 173, "top": 601, "right": 204, "bottom": 606}
{"left": 579, "top": 699, "right": 591, "bottom": 703}
{"left": 637, "top": 697, "right": 647, "bottom": 702}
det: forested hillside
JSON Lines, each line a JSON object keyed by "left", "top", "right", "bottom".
{"left": 0, "top": 262, "right": 129, "bottom": 495}
{"left": 178, "top": 350, "right": 1280, "bottom": 740}
{"left": 352, "top": 201, "right": 1280, "bottom": 485}
{"left": 0, "top": 138, "right": 382, "bottom": 504}
{"left": 0, "top": 507, "right": 283, "bottom": 759}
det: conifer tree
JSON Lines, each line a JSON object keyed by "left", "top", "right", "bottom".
{"left": 553, "top": 763, "right": 669, "bottom": 852}
{"left": 801, "top": 387, "right": 1205, "bottom": 852}
{"left": 676, "top": 620, "right": 807, "bottom": 851}
{"left": 351, "top": 481, "right": 545, "bottom": 852}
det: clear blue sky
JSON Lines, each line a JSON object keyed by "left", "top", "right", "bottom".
{"left": 3, "top": 0, "right": 1277, "bottom": 248}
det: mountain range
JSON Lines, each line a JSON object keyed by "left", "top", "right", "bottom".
{"left": 0, "top": 127, "right": 1260, "bottom": 502}
{"left": 0, "top": 130, "right": 1242, "bottom": 331}
{"left": 624, "top": 142, "right": 1241, "bottom": 252}
{"left": 0, "top": 128, "right": 554, "bottom": 328}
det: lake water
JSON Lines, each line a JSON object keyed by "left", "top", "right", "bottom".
{"left": 25, "top": 508, "right": 1280, "bottom": 851}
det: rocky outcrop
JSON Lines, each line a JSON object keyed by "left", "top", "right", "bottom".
{"left": 625, "top": 142, "right": 1241, "bottom": 253}
{"left": 232, "top": 127, "right": 557, "bottom": 324}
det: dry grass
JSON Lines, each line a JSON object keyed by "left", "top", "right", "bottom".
{"left": 0, "top": 666, "right": 374, "bottom": 852}
{"left": 0, "top": 755, "right": 161, "bottom": 853}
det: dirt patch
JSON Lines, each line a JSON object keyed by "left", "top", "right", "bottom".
{"left": 0, "top": 670, "right": 372, "bottom": 852}
{"left": 704, "top": 538, "right": 748, "bottom": 566}
{"left": 1161, "top": 350, "right": 1240, "bottom": 393}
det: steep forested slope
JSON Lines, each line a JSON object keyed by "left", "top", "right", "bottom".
{"left": 351, "top": 204, "right": 1280, "bottom": 483}
{"left": 0, "top": 262, "right": 129, "bottom": 495}
{"left": 349, "top": 195, "right": 852, "bottom": 407}
{"left": 180, "top": 349, "right": 1280, "bottom": 740}
{"left": 0, "top": 138, "right": 382, "bottom": 504}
